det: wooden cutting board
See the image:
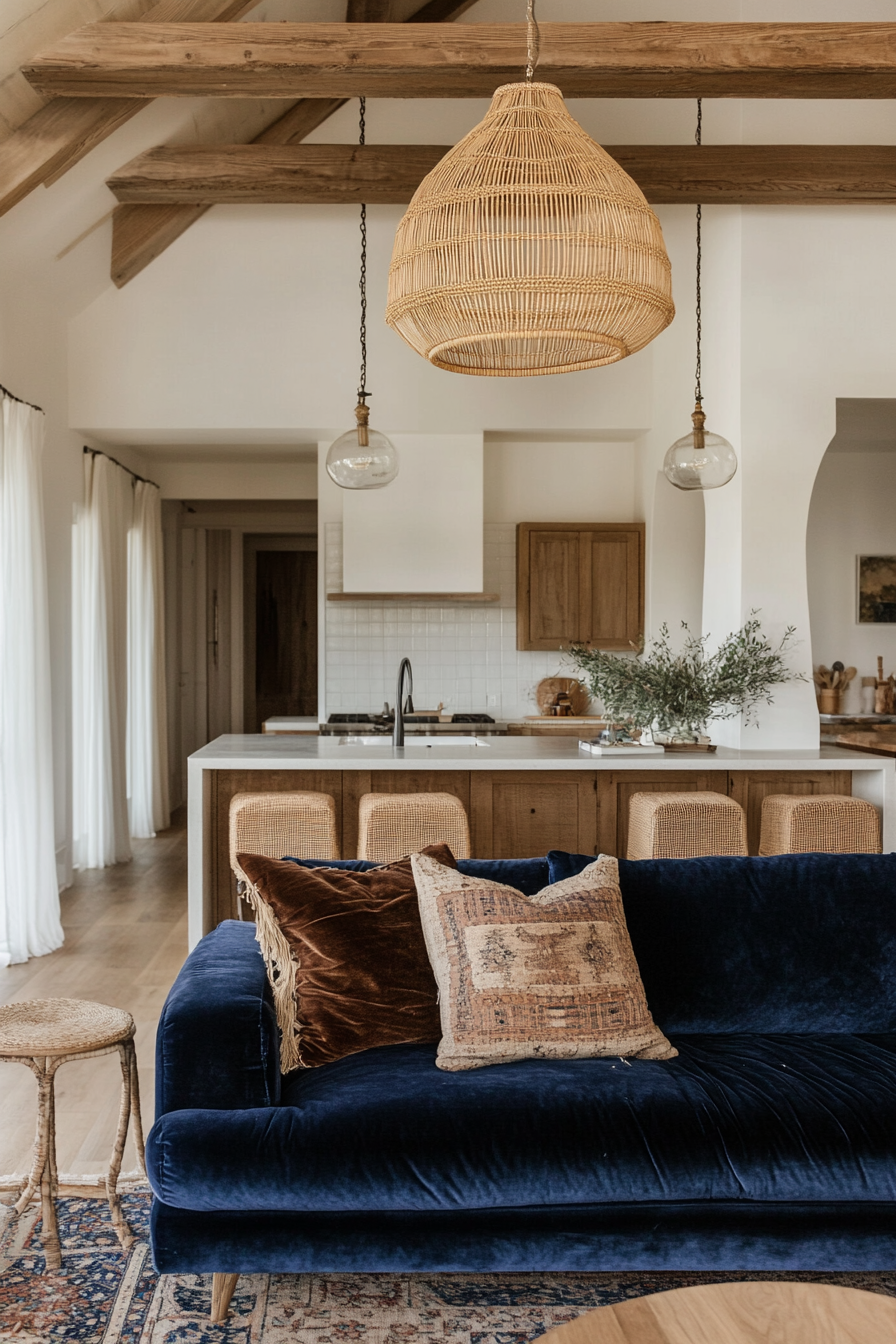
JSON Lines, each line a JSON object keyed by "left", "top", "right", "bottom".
{"left": 535, "top": 677, "right": 591, "bottom": 715}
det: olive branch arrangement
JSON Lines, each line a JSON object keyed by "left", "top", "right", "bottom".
{"left": 568, "top": 615, "right": 803, "bottom": 734}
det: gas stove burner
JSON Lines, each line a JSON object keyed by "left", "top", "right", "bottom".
{"left": 328, "top": 711, "right": 496, "bottom": 725}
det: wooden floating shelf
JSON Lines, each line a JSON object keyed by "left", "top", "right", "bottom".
{"left": 327, "top": 592, "right": 501, "bottom": 603}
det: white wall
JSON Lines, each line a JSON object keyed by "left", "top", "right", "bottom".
{"left": 68, "top": 205, "right": 654, "bottom": 441}
{"left": 732, "top": 207, "right": 896, "bottom": 747}
{"left": 650, "top": 473, "right": 705, "bottom": 639}
{"left": 151, "top": 457, "right": 317, "bottom": 500}
{"left": 484, "top": 438, "right": 637, "bottom": 524}
{"left": 342, "top": 435, "right": 483, "bottom": 593}
{"left": 807, "top": 451, "right": 896, "bottom": 715}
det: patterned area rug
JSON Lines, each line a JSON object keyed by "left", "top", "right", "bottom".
{"left": 2, "top": 1193, "right": 896, "bottom": 1344}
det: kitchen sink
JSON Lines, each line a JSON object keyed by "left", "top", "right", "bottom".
{"left": 406, "top": 736, "right": 491, "bottom": 746}
{"left": 336, "top": 735, "right": 491, "bottom": 747}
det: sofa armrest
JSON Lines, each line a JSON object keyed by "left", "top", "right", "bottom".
{"left": 155, "top": 920, "right": 280, "bottom": 1116}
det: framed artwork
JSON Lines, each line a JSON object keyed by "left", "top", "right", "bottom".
{"left": 858, "top": 555, "right": 896, "bottom": 623}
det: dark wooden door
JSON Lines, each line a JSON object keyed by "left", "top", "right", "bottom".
{"left": 255, "top": 549, "right": 317, "bottom": 727}
{"left": 205, "top": 529, "right": 232, "bottom": 741}
{"left": 245, "top": 543, "right": 318, "bottom": 732}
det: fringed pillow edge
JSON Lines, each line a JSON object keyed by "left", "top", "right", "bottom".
{"left": 240, "top": 876, "right": 303, "bottom": 1073}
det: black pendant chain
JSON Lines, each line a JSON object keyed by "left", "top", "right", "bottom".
{"left": 358, "top": 96, "right": 369, "bottom": 406}
{"left": 694, "top": 97, "right": 702, "bottom": 407}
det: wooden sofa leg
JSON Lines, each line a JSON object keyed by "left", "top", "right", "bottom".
{"left": 211, "top": 1272, "right": 239, "bottom": 1323}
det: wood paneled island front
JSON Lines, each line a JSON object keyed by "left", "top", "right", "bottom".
{"left": 188, "top": 736, "right": 896, "bottom": 945}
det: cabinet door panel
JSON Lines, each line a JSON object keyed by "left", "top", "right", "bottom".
{"left": 471, "top": 772, "right": 598, "bottom": 859}
{"left": 529, "top": 530, "right": 580, "bottom": 648}
{"left": 517, "top": 524, "right": 580, "bottom": 651}
{"left": 580, "top": 528, "right": 643, "bottom": 650}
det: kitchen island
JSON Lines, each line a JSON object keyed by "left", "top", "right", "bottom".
{"left": 188, "top": 735, "right": 896, "bottom": 945}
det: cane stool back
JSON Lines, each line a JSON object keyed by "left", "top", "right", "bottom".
{"left": 358, "top": 792, "right": 471, "bottom": 863}
{"left": 759, "top": 794, "right": 881, "bottom": 856}
{"left": 627, "top": 791, "right": 748, "bottom": 860}
{"left": 229, "top": 791, "right": 339, "bottom": 885}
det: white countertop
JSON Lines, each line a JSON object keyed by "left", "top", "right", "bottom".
{"left": 262, "top": 716, "right": 319, "bottom": 730}
{"left": 190, "top": 734, "right": 893, "bottom": 774}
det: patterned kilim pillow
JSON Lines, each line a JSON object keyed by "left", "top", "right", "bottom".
{"left": 411, "top": 851, "right": 677, "bottom": 1072}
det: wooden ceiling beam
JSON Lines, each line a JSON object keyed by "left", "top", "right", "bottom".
{"left": 108, "top": 0, "right": 478, "bottom": 287}
{"left": 107, "top": 142, "right": 896, "bottom": 207}
{"left": 24, "top": 22, "right": 896, "bottom": 101}
{"left": 0, "top": 0, "right": 264, "bottom": 220}
{"left": 109, "top": 143, "right": 447, "bottom": 203}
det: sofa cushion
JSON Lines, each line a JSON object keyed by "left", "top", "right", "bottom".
{"left": 547, "top": 851, "right": 896, "bottom": 1034}
{"left": 289, "top": 855, "right": 551, "bottom": 897}
{"left": 413, "top": 852, "right": 676, "bottom": 1070}
{"left": 238, "top": 844, "right": 455, "bottom": 1071}
{"left": 146, "top": 1034, "right": 896, "bottom": 1213}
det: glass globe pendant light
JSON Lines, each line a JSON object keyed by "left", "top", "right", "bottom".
{"left": 326, "top": 97, "right": 399, "bottom": 490}
{"left": 663, "top": 102, "right": 737, "bottom": 492}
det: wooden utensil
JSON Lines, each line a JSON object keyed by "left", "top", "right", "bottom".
{"left": 874, "top": 657, "right": 895, "bottom": 714}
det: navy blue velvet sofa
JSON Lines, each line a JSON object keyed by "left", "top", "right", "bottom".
{"left": 148, "top": 850, "right": 896, "bottom": 1277}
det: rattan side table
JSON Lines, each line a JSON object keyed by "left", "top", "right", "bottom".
{"left": 0, "top": 998, "right": 145, "bottom": 1270}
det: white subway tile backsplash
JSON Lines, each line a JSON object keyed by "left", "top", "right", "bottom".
{"left": 323, "top": 522, "right": 573, "bottom": 719}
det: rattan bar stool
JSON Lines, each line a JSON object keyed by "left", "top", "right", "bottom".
{"left": 627, "top": 791, "right": 748, "bottom": 860}
{"left": 358, "top": 792, "right": 471, "bottom": 863}
{"left": 229, "top": 791, "right": 339, "bottom": 891}
{"left": 759, "top": 794, "right": 881, "bottom": 856}
{"left": 0, "top": 999, "right": 145, "bottom": 1270}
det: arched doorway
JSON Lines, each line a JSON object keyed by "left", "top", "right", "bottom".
{"left": 807, "top": 399, "right": 896, "bottom": 717}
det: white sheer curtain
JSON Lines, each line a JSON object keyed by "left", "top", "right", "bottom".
{"left": 72, "top": 452, "right": 133, "bottom": 869}
{"left": 0, "top": 396, "right": 63, "bottom": 965}
{"left": 127, "top": 480, "right": 170, "bottom": 838}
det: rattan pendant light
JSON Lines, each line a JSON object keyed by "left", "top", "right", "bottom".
{"left": 385, "top": 1, "right": 674, "bottom": 377}
{"left": 663, "top": 101, "right": 737, "bottom": 492}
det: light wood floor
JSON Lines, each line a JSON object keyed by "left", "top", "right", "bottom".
{"left": 0, "top": 812, "right": 187, "bottom": 1178}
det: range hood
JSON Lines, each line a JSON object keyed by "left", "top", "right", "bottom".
{"left": 340, "top": 434, "right": 489, "bottom": 596}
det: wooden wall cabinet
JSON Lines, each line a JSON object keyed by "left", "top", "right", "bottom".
{"left": 516, "top": 522, "right": 645, "bottom": 651}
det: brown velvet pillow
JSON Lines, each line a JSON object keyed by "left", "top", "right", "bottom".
{"left": 238, "top": 844, "right": 455, "bottom": 1071}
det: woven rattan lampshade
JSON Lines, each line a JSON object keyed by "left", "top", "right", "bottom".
{"left": 385, "top": 82, "right": 674, "bottom": 377}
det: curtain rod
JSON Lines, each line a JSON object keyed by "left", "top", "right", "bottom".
{"left": 0, "top": 380, "right": 44, "bottom": 415}
{"left": 83, "top": 446, "right": 160, "bottom": 491}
